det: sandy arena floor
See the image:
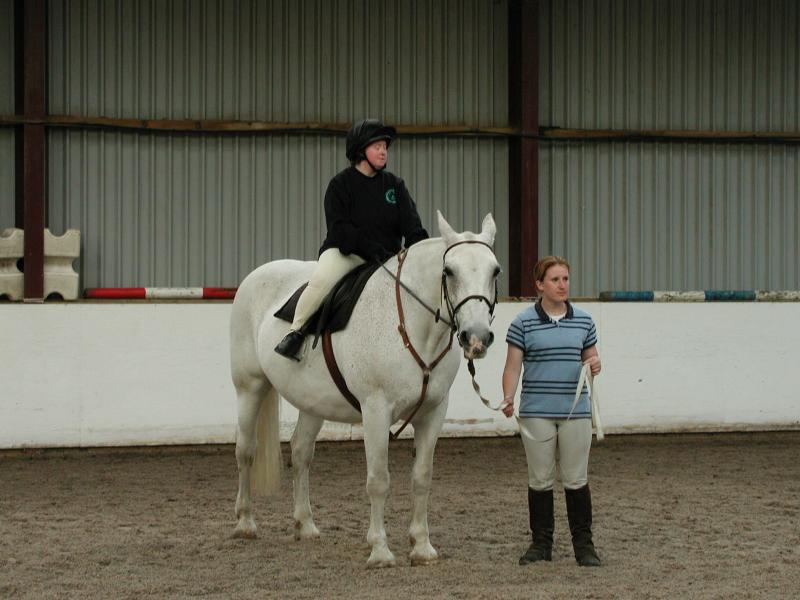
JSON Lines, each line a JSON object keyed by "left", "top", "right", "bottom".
{"left": 1, "top": 432, "right": 799, "bottom": 599}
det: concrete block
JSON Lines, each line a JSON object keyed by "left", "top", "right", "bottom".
{"left": 0, "top": 228, "right": 24, "bottom": 301}
{"left": 44, "top": 229, "right": 81, "bottom": 300}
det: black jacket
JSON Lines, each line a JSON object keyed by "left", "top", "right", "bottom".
{"left": 319, "top": 167, "right": 429, "bottom": 261}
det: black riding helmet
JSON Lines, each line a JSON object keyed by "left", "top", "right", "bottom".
{"left": 345, "top": 118, "right": 397, "bottom": 165}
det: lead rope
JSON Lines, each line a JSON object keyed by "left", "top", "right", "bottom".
{"left": 466, "top": 358, "right": 512, "bottom": 412}
{"left": 470, "top": 361, "right": 604, "bottom": 442}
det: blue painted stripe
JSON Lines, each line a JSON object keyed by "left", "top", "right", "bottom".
{"left": 704, "top": 290, "right": 756, "bottom": 301}
{"left": 599, "top": 291, "right": 654, "bottom": 302}
{"left": 600, "top": 290, "right": 763, "bottom": 302}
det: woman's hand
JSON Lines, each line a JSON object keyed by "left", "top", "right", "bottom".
{"left": 502, "top": 345, "right": 523, "bottom": 419}
{"left": 501, "top": 398, "right": 515, "bottom": 418}
{"left": 583, "top": 355, "right": 601, "bottom": 376}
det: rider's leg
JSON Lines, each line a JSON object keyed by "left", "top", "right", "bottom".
{"left": 291, "top": 248, "right": 366, "bottom": 331}
{"left": 275, "top": 248, "right": 365, "bottom": 358}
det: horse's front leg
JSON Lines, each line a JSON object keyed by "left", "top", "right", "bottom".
{"left": 291, "top": 411, "right": 325, "bottom": 539}
{"left": 408, "top": 394, "right": 448, "bottom": 565}
{"left": 361, "top": 401, "right": 395, "bottom": 568}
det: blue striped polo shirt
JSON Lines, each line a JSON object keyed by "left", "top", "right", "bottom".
{"left": 506, "top": 301, "right": 598, "bottom": 418}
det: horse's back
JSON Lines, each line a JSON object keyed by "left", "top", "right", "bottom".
{"left": 230, "top": 259, "right": 316, "bottom": 378}
{"left": 235, "top": 259, "right": 315, "bottom": 313}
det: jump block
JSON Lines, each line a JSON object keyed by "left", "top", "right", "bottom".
{"left": 44, "top": 228, "right": 81, "bottom": 300}
{"left": 0, "top": 228, "right": 24, "bottom": 301}
{"left": 0, "top": 228, "right": 81, "bottom": 301}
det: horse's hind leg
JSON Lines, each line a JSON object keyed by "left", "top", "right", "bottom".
{"left": 233, "top": 376, "right": 271, "bottom": 539}
{"left": 408, "top": 395, "right": 449, "bottom": 565}
{"left": 291, "top": 410, "right": 324, "bottom": 539}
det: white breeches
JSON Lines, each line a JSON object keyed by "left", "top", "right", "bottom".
{"left": 517, "top": 417, "right": 592, "bottom": 491}
{"left": 290, "top": 248, "right": 366, "bottom": 331}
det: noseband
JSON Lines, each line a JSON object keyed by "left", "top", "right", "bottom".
{"left": 438, "top": 240, "right": 499, "bottom": 342}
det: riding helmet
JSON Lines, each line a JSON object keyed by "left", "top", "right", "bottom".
{"left": 345, "top": 118, "right": 397, "bottom": 163}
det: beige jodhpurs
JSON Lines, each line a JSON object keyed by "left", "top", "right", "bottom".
{"left": 517, "top": 417, "right": 592, "bottom": 491}
{"left": 290, "top": 248, "right": 366, "bottom": 331}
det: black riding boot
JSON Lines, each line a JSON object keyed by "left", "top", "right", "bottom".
{"left": 565, "top": 484, "right": 601, "bottom": 567}
{"left": 274, "top": 330, "right": 305, "bottom": 361}
{"left": 518, "top": 488, "right": 554, "bottom": 565}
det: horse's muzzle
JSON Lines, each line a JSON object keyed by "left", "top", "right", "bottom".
{"left": 460, "top": 329, "right": 494, "bottom": 359}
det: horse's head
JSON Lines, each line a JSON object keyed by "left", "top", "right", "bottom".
{"left": 437, "top": 211, "right": 501, "bottom": 360}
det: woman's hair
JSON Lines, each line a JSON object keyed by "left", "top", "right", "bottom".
{"left": 533, "top": 255, "right": 570, "bottom": 284}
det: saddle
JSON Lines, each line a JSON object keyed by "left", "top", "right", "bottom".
{"left": 274, "top": 262, "right": 381, "bottom": 348}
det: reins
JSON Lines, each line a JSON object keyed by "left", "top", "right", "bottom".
{"left": 377, "top": 261, "right": 453, "bottom": 329}
{"left": 389, "top": 240, "right": 502, "bottom": 437}
{"left": 388, "top": 249, "right": 455, "bottom": 439}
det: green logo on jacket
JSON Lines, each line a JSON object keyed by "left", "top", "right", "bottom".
{"left": 385, "top": 188, "right": 397, "bottom": 204}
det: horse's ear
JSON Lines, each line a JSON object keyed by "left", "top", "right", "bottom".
{"left": 480, "top": 213, "right": 496, "bottom": 246}
{"left": 437, "top": 210, "right": 457, "bottom": 245}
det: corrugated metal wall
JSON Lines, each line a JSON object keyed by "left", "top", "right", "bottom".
{"left": 15, "top": 0, "right": 795, "bottom": 296}
{"left": 0, "top": 0, "right": 14, "bottom": 230}
{"left": 540, "top": 0, "right": 800, "bottom": 295}
{"left": 45, "top": 0, "right": 509, "bottom": 289}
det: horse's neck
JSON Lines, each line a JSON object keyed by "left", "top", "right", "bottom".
{"left": 397, "top": 239, "right": 452, "bottom": 354}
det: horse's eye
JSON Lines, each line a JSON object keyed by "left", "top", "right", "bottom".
{"left": 493, "top": 266, "right": 501, "bottom": 278}
{"left": 443, "top": 266, "right": 454, "bottom": 277}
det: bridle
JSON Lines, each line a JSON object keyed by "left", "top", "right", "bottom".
{"left": 437, "top": 240, "right": 499, "bottom": 342}
{"left": 375, "top": 240, "right": 501, "bottom": 438}
{"left": 378, "top": 239, "right": 499, "bottom": 341}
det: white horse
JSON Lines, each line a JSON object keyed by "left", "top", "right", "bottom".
{"left": 230, "top": 211, "right": 500, "bottom": 567}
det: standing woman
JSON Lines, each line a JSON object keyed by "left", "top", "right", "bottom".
{"left": 274, "top": 118, "right": 429, "bottom": 360}
{"left": 501, "top": 256, "right": 602, "bottom": 566}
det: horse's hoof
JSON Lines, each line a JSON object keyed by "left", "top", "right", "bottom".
{"left": 409, "top": 544, "right": 439, "bottom": 566}
{"left": 232, "top": 522, "right": 258, "bottom": 539}
{"left": 366, "top": 547, "right": 396, "bottom": 569}
{"left": 293, "top": 520, "right": 320, "bottom": 540}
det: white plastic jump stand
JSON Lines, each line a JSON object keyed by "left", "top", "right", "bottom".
{"left": 43, "top": 228, "right": 81, "bottom": 300}
{"left": 0, "top": 228, "right": 24, "bottom": 301}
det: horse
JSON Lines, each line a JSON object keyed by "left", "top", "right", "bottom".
{"left": 229, "top": 211, "right": 500, "bottom": 567}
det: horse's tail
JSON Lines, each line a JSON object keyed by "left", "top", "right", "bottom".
{"left": 251, "top": 387, "right": 282, "bottom": 496}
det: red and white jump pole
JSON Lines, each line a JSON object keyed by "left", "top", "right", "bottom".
{"left": 84, "top": 287, "right": 237, "bottom": 300}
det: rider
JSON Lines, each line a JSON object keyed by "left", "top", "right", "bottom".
{"left": 274, "top": 118, "right": 429, "bottom": 360}
{"left": 501, "top": 256, "right": 603, "bottom": 567}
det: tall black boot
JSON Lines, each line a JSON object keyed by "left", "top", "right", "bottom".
{"left": 274, "top": 330, "right": 304, "bottom": 361}
{"left": 518, "top": 488, "right": 554, "bottom": 565}
{"left": 565, "top": 484, "right": 601, "bottom": 567}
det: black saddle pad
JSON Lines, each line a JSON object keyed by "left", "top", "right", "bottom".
{"left": 274, "top": 262, "right": 382, "bottom": 341}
